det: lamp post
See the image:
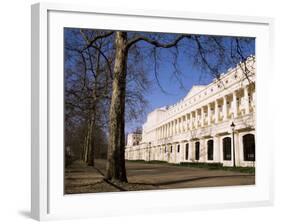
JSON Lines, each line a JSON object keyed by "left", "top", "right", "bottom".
{"left": 230, "top": 122, "right": 236, "bottom": 167}
{"left": 148, "top": 142, "right": 151, "bottom": 161}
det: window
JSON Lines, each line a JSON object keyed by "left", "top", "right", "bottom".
{"left": 170, "top": 145, "right": 173, "bottom": 153}
{"left": 195, "top": 142, "right": 200, "bottom": 160}
{"left": 223, "top": 137, "right": 232, "bottom": 160}
{"left": 243, "top": 134, "right": 255, "bottom": 161}
{"left": 207, "top": 139, "right": 214, "bottom": 160}
{"left": 185, "top": 143, "right": 189, "bottom": 160}
{"left": 177, "top": 144, "right": 180, "bottom": 153}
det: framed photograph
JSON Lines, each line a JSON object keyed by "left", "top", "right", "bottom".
{"left": 31, "top": 2, "right": 274, "bottom": 221}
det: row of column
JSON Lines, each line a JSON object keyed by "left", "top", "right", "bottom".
{"left": 156, "top": 85, "right": 253, "bottom": 140}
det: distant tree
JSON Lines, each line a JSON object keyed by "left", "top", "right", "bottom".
{"left": 64, "top": 29, "right": 149, "bottom": 167}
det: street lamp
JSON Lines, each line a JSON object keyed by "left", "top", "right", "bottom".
{"left": 230, "top": 122, "right": 236, "bottom": 167}
{"left": 148, "top": 142, "right": 151, "bottom": 161}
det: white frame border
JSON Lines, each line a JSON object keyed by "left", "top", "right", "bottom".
{"left": 31, "top": 2, "right": 275, "bottom": 221}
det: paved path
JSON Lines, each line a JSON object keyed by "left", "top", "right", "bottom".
{"left": 95, "top": 159, "right": 255, "bottom": 189}
{"left": 65, "top": 159, "right": 255, "bottom": 194}
{"left": 64, "top": 160, "right": 120, "bottom": 194}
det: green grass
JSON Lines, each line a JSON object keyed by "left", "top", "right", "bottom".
{"left": 126, "top": 159, "right": 168, "bottom": 164}
{"left": 125, "top": 159, "right": 146, "bottom": 163}
{"left": 179, "top": 162, "right": 223, "bottom": 169}
{"left": 219, "top": 166, "right": 255, "bottom": 174}
{"left": 178, "top": 162, "right": 255, "bottom": 174}
{"left": 126, "top": 160, "right": 255, "bottom": 174}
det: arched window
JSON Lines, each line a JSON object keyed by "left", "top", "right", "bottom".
{"left": 177, "top": 144, "right": 180, "bottom": 153}
{"left": 223, "top": 137, "right": 231, "bottom": 160}
{"left": 207, "top": 139, "right": 214, "bottom": 160}
{"left": 243, "top": 134, "right": 255, "bottom": 161}
{"left": 185, "top": 143, "right": 189, "bottom": 160}
{"left": 195, "top": 142, "right": 200, "bottom": 160}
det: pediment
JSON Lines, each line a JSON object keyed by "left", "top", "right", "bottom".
{"left": 184, "top": 85, "right": 206, "bottom": 100}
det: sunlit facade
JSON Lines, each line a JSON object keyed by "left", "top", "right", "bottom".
{"left": 125, "top": 57, "right": 256, "bottom": 167}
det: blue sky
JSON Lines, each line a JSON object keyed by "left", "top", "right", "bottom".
{"left": 126, "top": 56, "right": 213, "bottom": 133}
{"left": 125, "top": 36, "right": 255, "bottom": 133}
{"left": 64, "top": 28, "right": 255, "bottom": 134}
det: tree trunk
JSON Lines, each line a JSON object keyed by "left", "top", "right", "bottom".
{"left": 105, "top": 31, "right": 128, "bottom": 182}
{"left": 83, "top": 46, "right": 102, "bottom": 167}
{"left": 86, "top": 118, "right": 94, "bottom": 166}
{"left": 83, "top": 135, "right": 88, "bottom": 162}
{"left": 82, "top": 119, "right": 92, "bottom": 164}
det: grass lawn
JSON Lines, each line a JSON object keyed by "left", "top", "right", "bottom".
{"left": 126, "top": 160, "right": 255, "bottom": 174}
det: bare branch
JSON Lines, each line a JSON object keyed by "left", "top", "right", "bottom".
{"left": 126, "top": 34, "right": 192, "bottom": 50}
{"left": 80, "top": 29, "right": 114, "bottom": 50}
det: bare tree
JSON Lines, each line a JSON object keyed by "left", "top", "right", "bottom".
{"left": 65, "top": 29, "right": 113, "bottom": 166}
{"left": 65, "top": 29, "right": 150, "bottom": 169}
{"left": 78, "top": 30, "right": 255, "bottom": 182}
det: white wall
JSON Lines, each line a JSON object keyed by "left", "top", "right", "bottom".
{"left": 0, "top": 0, "right": 280, "bottom": 223}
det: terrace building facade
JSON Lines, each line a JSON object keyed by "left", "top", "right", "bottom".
{"left": 125, "top": 57, "right": 256, "bottom": 167}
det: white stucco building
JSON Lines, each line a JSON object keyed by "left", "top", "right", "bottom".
{"left": 125, "top": 57, "right": 256, "bottom": 167}
{"left": 127, "top": 133, "right": 142, "bottom": 146}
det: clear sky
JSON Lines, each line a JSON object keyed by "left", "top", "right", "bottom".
{"left": 125, "top": 36, "right": 255, "bottom": 133}
{"left": 126, "top": 57, "right": 213, "bottom": 133}
{"left": 64, "top": 28, "right": 255, "bottom": 134}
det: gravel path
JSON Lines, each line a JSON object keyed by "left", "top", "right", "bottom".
{"left": 65, "top": 159, "right": 255, "bottom": 194}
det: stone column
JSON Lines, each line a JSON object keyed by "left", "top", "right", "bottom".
{"left": 207, "top": 103, "right": 211, "bottom": 125}
{"left": 178, "top": 118, "right": 181, "bottom": 133}
{"left": 244, "top": 86, "right": 250, "bottom": 114}
{"left": 195, "top": 110, "right": 198, "bottom": 129}
{"left": 181, "top": 117, "right": 184, "bottom": 132}
{"left": 169, "top": 122, "right": 171, "bottom": 137}
{"left": 223, "top": 95, "right": 228, "bottom": 121}
{"left": 213, "top": 136, "right": 221, "bottom": 162}
{"left": 189, "top": 113, "right": 193, "bottom": 130}
{"left": 232, "top": 91, "right": 238, "bottom": 118}
{"left": 201, "top": 107, "right": 204, "bottom": 126}
{"left": 215, "top": 100, "right": 219, "bottom": 123}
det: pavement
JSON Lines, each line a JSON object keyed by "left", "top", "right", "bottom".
{"left": 65, "top": 159, "right": 255, "bottom": 194}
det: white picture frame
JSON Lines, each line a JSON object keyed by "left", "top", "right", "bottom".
{"left": 31, "top": 2, "right": 275, "bottom": 221}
